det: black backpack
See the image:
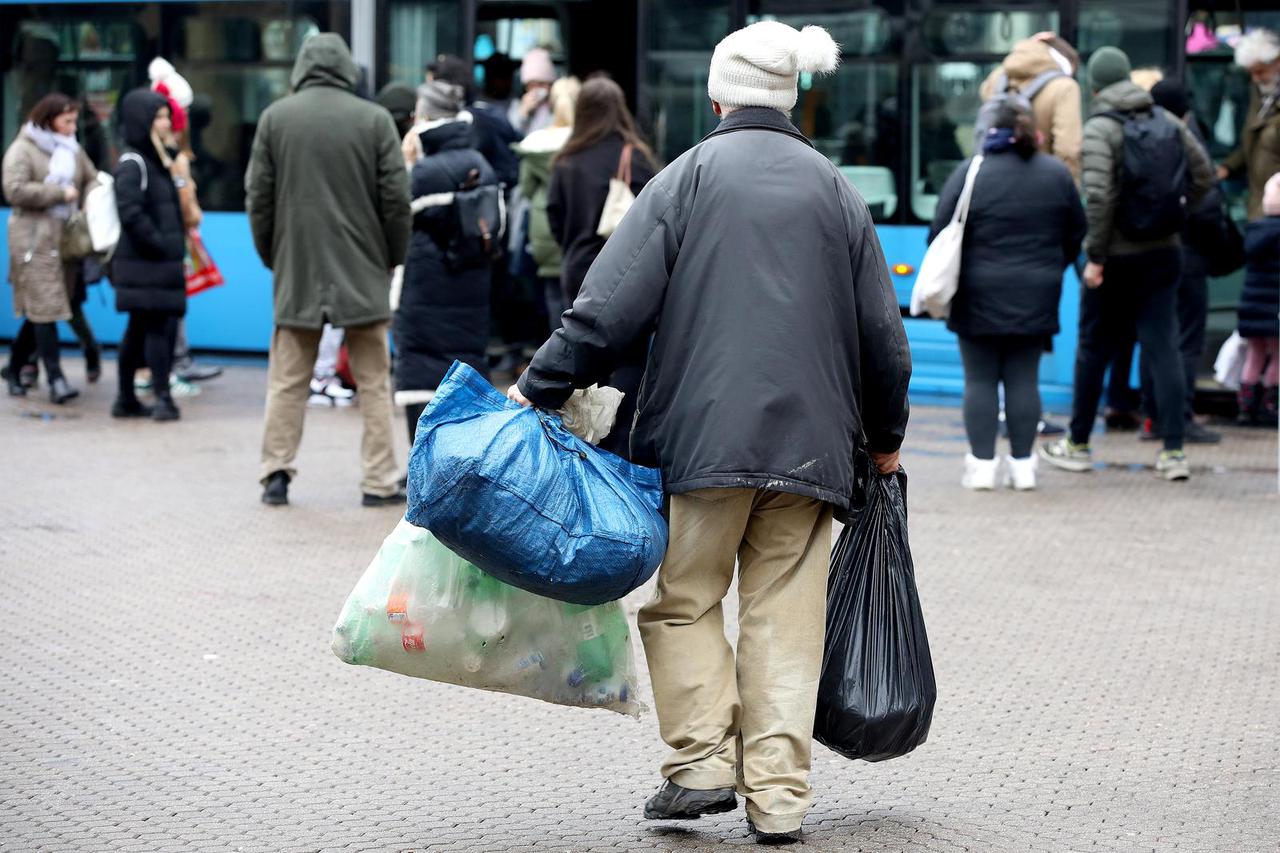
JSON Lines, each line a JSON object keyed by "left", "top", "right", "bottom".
{"left": 444, "top": 168, "right": 506, "bottom": 272}
{"left": 1097, "top": 107, "right": 1188, "bottom": 241}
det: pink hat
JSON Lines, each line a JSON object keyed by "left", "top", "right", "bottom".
{"left": 520, "top": 48, "right": 556, "bottom": 85}
{"left": 1266, "top": 173, "right": 1280, "bottom": 216}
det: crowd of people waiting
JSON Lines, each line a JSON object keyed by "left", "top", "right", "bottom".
{"left": 4, "top": 27, "right": 1278, "bottom": 500}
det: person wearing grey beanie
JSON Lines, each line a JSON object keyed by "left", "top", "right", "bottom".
{"left": 508, "top": 20, "right": 911, "bottom": 844}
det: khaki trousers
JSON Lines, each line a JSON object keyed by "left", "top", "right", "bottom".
{"left": 638, "top": 488, "right": 833, "bottom": 834}
{"left": 259, "top": 322, "right": 399, "bottom": 497}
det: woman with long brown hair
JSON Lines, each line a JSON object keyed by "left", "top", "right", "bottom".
{"left": 2, "top": 93, "right": 97, "bottom": 403}
{"left": 545, "top": 76, "right": 656, "bottom": 456}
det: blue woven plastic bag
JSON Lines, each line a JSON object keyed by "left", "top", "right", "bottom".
{"left": 406, "top": 361, "right": 667, "bottom": 605}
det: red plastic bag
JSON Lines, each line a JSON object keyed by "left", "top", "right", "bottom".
{"left": 184, "top": 228, "right": 224, "bottom": 296}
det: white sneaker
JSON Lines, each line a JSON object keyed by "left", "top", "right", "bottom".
{"left": 1005, "top": 455, "right": 1037, "bottom": 491}
{"left": 961, "top": 454, "right": 999, "bottom": 490}
{"left": 307, "top": 378, "right": 355, "bottom": 408}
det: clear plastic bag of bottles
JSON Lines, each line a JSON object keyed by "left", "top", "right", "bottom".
{"left": 332, "top": 519, "right": 644, "bottom": 718}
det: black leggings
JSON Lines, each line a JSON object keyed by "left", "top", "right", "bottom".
{"left": 405, "top": 402, "right": 427, "bottom": 448}
{"left": 118, "top": 311, "right": 179, "bottom": 401}
{"left": 8, "top": 320, "right": 64, "bottom": 383}
{"left": 957, "top": 335, "right": 1043, "bottom": 460}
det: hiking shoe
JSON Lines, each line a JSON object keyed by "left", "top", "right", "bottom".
{"left": 111, "top": 398, "right": 153, "bottom": 418}
{"left": 262, "top": 471, "right": 290, "bottom": 506}
{"left": 643, "top": 780, "right": 737, "bottom": 820}
{"left": 361, "top": 486, "right": 406, "bottom": 508}
{"left": 1156, "top": 450, "right": 1191, "bottom": 481}
{"left": 1039, "top": 438, "right": 1092, "bottom": 473}
{"left": 1184, "top": 421, "right": 1221, "bottom": 444}
{"left": 747, "top": 817, "right": 803, "bottom": 846}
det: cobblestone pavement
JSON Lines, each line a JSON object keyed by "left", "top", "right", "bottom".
{"left": 2, "top": 360, "right": 1277, "bottom": 853}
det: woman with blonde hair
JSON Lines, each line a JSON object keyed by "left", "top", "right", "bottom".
{"left": 514, "top": 76, "right": 581, "bottom": 329}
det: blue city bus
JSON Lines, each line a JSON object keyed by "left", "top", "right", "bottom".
{"left": 0, "top": 0, "right": 1270, "bottom": 409}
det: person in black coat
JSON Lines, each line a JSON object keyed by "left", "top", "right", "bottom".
{"left": 930, "top": 98, "right": 1085, "bottom": 490}
{"left": 393, "top": 82, "right": 497, "bottom": 445}
{"left": 544, "top": 77, "right": 657, "bottom": 457}
{"left": 1236, "top": 173, "right": 1280, "bottom": 425}
{"left": 110, "top": 88, "right": 187, "bottom": 421}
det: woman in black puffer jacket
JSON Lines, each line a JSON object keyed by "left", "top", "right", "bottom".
{"left": 393, "top": 81, "right": 497, "bottom": 445}
{"left": 930, "top": 98, "right": 1086, "bottom": 490}
{"left": 111, "top": 89, "right": 186, "bottom": 421}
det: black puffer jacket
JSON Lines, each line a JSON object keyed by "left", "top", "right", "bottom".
{"left": 519, "top": 108, "right": 911, "bottom": 510}
{"left": 1240, "top": 217, "right": 1280, "bottom": 339}
{"left": 547, "top": 134, "right": 656, "bottom": 302}
{"left": 111, "top": 89, "right": 186, "bottom": 315}
{"left": 931, "top": 150, "right": 1085, "bottom": 338}
{"left": 393, "top": 115, "right": 496, "bottom": 398}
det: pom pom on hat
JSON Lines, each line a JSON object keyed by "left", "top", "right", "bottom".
{"left": 708, "top": 21, "right": 840, "bottom": 112}
{"left": 148, "top": 57, "right": 193, "bottom": 108}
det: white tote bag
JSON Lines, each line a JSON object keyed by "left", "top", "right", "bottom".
{"left": 910, "top": 155, "right": 983, "bottom": 319}
{"left": 1213, "top": 331, "right": 1248, "bottom": 390}
{"left": 596, "top": 144, "right": 635, "bottom": 239}
{"left": 84, "top": 169, "right": 122, "bottom": 254}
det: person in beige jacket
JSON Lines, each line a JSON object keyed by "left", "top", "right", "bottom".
{"left": 980, "top": 33, "right": 1082, "bottom": 183}
{"left": 3, "top": 93, "right": 96, "bottom": 403}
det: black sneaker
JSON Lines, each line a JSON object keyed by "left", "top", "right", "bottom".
{"left": 176, "top": 362, "right": 223, "bottom": 382}
{"left": 262, "top": 471, "right": 290, "bottom": 506}
{"left": 111, "top": 398, "right": 154, "bottom": 418}
{"left": 747, "top": 817, "right": 803, "bottom": 846}
{"left": 1037, "top": 418, "right": 1067, "bottom": 436}
{"left": 49, "top": 377, "right": 80, "bottom": 405}
{"left": 3, "top": 366, "right": 26, "bottom": 397}
{"left": 643, "top": 780, "right": 737, "bottom": 820}
{"left": 361, "top": 486, "right": 407, "bottom": 507}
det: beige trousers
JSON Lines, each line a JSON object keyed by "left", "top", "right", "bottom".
{"left": 259, "top": 322, "right": 399, "bottom": 496}
{"left": 638, "top": 488, "right": 833, "bottom": 834}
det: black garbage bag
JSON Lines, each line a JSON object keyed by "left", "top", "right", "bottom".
{"left": 814, "top": 463, "right": 936, "bottom": 762}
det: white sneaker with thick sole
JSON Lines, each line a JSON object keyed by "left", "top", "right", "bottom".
{"left": 962, "top": 454, "right": 999, "bottom": 490}
{"left": 1005, "top": 455, "right": 1037, "bottom": 490}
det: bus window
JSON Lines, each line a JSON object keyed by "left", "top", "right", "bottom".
{"left": 386, "top": 0, "right": 461, "bottom": 87}
{"left": 910, "top": 61, "right": 999, "bottom": 222}
{"left": 643, "top": 0, "right": 731, "bottom": 162}
{"left": 749, "top": 5, "right": 899, "bottom": 222}
{"left": 1078, "top": 1, "right": 1173, "bottom": 70}
{"left": 921, "top": 7, "right": 1059, "bottom": 57}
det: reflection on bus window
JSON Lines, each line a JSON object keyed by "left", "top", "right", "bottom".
{"left": 1078, "top": 1, "right": 1173, "bottom": 69}
{"left": 645, "top": 0, "right": 731, "bottom": 163}
{"left": 387, "top": 1, "right": 460, "bottom": 88}
{"left": 911, "top": 62, "right": 996, "bottom": 221}
{"left": 921, "top": 8, "right": 1058, "bottom": 56}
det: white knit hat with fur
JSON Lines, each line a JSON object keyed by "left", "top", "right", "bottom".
{"left": 707, "top": 21, "right": 840, "bottom": 112}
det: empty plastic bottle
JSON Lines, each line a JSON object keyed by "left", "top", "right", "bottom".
{"left": 563, "top": 604, "right": 630, "bottom": 685}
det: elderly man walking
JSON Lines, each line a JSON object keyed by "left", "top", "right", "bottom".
{"left": 247, "top": 33, "right": 411, "bottom": 507}
{"left": 508, "top": 21, "right": 911, "bottom": 844}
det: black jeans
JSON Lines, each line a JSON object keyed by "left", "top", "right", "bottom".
{"left": 1140, "top": 245, "right": 1208, "bottom": 422}
{"left": 405, "top": 401, "right": 427, "bottom": 448}
{"left": 1070, "top": 248, "right": 1185, "bottom": 450}
{"left": 118, "top": 311, "right": 179, "bottom": 402}
{"left": 957, "top": 334, "right": 1043, "bottom": 459}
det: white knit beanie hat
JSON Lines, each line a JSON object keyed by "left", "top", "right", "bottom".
{"left": 707, "top": 21, "right": 840, "bottom": 112}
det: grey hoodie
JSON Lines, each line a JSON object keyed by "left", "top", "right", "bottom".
{"left": 1081, "top": 80, "right": 1214, "bottom": 261}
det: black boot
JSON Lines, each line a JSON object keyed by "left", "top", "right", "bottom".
{"left": 49, "top": 376, "right": 80, "bottom": 404}
{"left": 643, "top": 780, "right": 737, "bottom": 820}
{"left": 361, "top": 485, "right": 407, "bottom": 508}
{"left": 151, "top": 396, "right": 181, "bottom": 421}
{"left": 1237, "top": 384, "right": 1261, "bottom": 426}
{"left": 261, "top": 471, "right": 290, "bottom": 506}
{"left": 2, "top": 366, "right": 25, "bottom": 397}
{"left": 747, "top": 817, "right": 803, "bottom": 846}
{"left": 85, "top": 344, "right": 102, "bottom": 384}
